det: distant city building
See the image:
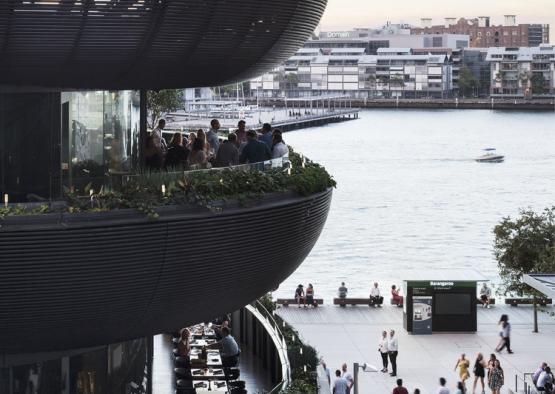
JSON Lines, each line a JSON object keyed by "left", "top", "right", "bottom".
{"left": 411, "top": 16, "right": 550, "bottom": 48}
{"left": 250, "top": 48, "right": 453, "bottom": 99}
{"left": 486, "top": 45, "right": 555, "bottom": 98}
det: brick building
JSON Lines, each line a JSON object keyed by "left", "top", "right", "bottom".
{"left": 411, "top": 16, "right": 549, "bottom": 48}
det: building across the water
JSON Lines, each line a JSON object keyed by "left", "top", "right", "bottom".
{"left": 411, "top": 15, "right": 550, "bottom": 48}
{"left": 486, "top": 45, "right": 555, "bottom": 98}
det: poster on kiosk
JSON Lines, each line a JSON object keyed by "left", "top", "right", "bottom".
{"left": 412, "top": 296, "right": 432, "bottom": 335}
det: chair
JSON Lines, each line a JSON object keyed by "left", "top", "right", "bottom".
{"left": 230, "top": 388, "right": 247, "bottom": 394}
{"left": 228, "top": 380, "right": 246, "bottom": 389}
{"left": 225, "top": 367, "right": 240, "bottom": 382}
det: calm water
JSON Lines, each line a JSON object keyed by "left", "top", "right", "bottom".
{"left": 275, "top": 109, "right": 555, "bottom": 299}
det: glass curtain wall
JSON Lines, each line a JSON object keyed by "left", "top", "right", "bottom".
{"left": 61, "top": 91, "right": 140, "bottom": 193}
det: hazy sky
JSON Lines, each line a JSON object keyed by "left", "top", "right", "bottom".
{"left": 319, "top": 0, "right": 555, "bottom": 42}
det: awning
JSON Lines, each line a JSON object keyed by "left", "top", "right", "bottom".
{"left": 523, "top": 274, "right": 555, "bottom": 299}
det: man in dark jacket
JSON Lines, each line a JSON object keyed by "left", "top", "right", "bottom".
{"left": 215, "top": 133, "right": 239, "bottom": 167}
{"left": 239, "top": 130, "right": 271, "bottom": 164}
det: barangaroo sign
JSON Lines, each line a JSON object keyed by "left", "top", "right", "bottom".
{"left": 430, "top": 281, "right": 454, "bottom": 287}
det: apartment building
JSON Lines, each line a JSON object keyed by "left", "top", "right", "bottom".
{"left": 487, "top": 45, "right": 555, "bottom": 97}
{"left": 250, "top": 48, "right": 452, "bottom": 98}
{"left": 411, "top": 16, "right": 550, "bottom": 48}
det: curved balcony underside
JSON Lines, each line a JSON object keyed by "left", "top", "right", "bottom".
{"left": 0, "top": 189, "right": 332, "bottom": 354}
{"left": 0, "top": 0, "right": 327, "bottom": 90}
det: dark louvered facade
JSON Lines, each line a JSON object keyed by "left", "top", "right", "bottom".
{"left": 0, "top": 0, "right": 327, "bottom": 90}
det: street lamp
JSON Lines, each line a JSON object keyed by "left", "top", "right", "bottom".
{"left": 353, "top": 362, "right": 378, "bottom": 394}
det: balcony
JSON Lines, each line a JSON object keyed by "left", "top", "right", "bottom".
{"left": 0, "top": 155, "right": 333, "bottom": 354}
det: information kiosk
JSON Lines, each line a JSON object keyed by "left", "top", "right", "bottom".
{"left": 402, "top": 269, "right": 487, "bottom": 334}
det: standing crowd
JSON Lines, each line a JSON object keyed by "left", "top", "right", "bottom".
{"left": 145, "top": 118, "right": 289, "bottom": 171}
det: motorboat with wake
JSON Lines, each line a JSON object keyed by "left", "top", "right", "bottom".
{"left": 476, "top": 148, "right": 504, "bottom": 163}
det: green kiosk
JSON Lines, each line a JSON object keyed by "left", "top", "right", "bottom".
{"left": 402, "top": 269, "right": 487, "bottom": 334}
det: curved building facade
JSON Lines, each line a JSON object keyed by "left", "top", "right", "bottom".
{"left": 0, "top": 189, "right": 332, "bottom": 354}
{"left": 0, "top": 0, "right": 327, "bottom": 90}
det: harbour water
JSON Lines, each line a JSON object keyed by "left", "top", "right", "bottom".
{"left": 275, "top": 109, "right": 555, "bottom": 299}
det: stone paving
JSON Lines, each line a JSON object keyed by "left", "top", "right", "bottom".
{"left": 277, "top": 304, "right": 555, "bottom": 394}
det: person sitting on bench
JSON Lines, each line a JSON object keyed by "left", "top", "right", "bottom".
{"left": 306, "top": 283, "right": 315, "bottom": 308}
{"left": 295, "top": 284, "right": 305, "bottom": 308}
{"left": 391, "top": 285, "right": 403, "bottom": 306}
{"left": 479, "top": 282, "right": 492, "bottom": 308}
{"left": 338, "top": 282, "right": 348, "bottom": 299}
{"left": 370, "top": 282, "right": 384, "bottom": 307}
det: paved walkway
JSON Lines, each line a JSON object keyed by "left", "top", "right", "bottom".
{"left": 277, "top": 304, "right": 555, "bottom": 394}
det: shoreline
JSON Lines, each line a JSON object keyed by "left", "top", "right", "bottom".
{"left": 250, "top": 98, "right": 555, "bottom": 111}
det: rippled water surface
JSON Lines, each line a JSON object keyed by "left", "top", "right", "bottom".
{"left": 275, "top": 109, "right": 555, "bottom": 299}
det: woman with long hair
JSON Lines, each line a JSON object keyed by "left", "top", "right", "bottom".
{"left": 495, "top": 314, "right": 513, "bottom": 353}
{"left": 187, "top": 136, "right": 208, "bottom": 168}
{"left": 472, "top": 353, "right": 486, "bottom": 394}
{"left": 165, "top": 132, "right": 189, "bottom": 169}
{"left": 454, "top": 353, "right": 470, "bottom": 390}
{"left": 488, "top": 359, "right": 504, "bottom": 394}
{"left": 187, "top": 132, "right": 196, "bottom": 150}
{"left": 196, "top": 129, "right": 213, "bottom": 158}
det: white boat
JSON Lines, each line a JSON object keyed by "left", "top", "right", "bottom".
{"left": 476, "top": 148, "right": 504, "bottom": 163}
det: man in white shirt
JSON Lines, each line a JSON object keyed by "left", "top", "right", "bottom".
{"left": 332, "top": 369, "right": 349, "bottom": 394}
{"left": 207, "top": 119, "right": 221, "bottom": 154}
{"left": 436, "top": 377, "right": 450, "bottom": 394}
{"left": 388, "top": 330, "right": 398, "bottom": 377}
{"left": 370, "top": 282, "right": 383, "bottom": 307}
{"left": 479, "top": 282, "right": 492, "bottom": 308}
{"left": 341, "top": 363, "right": 354, "bottom": 393}
{"left": 152, "top": 119, "right": 168, "bottom": 154}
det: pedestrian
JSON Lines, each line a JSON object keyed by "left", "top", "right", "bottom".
{"left": 379, "top": 330, "right": 389, "bottom": 373}
{"left": 486, "top": 354, "right": 496, "bottom": 382}
{"left": 151, "top": 118, "right": 168, "bottom": 154}
{"left": 206, "top": 119, "right": 221, "bottom": 154}
{"left": 537, "top": 366, "right": 554, "bottom": 392}
{"left": 413, "top": 390, "right": 420, "bottom": 394}
{"left": 454, "top": 353, "right": 470, "bottom": 390}
{"left": 392, "top": 378, "right": 409, "bottom": 394}
{"left": 471, "top": 352, "right": 486, "bottom": 394}
{"left": 341, "top": 363, "right": 354, "bottom": 393}
{"left": 454, "top": 381, "right": 465, "bottom": 394}
{"left": 495, "top": 314, "right": 513, "bottom": 354}
{"left": 332, "top": 369, "right": 348, "bottom": 394}
{"left": 437, "top": 377, "right": 450, "bottom": 394}
{"left": 488, "top": 360, "right": 504, "bottom": 394}
{"left": 388, "top": 329, "right": 398, "bottom": 377}
{"left": 321, "top": 359, "right": 331, "bottom": 387}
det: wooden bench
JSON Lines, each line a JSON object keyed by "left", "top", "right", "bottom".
{"left": 476, "top": 298, "right": 496, "bottom": 305}
{"left": 390, "top": 298, "right": 403, "bottom": 307}
{"left": 333, "top": 298, "right": 384, "bottom": 307}
{"left": 505, "top": 298, "right": 552, "bottom": 307}
{"left": 276, "top": 298, "right": 323, "bottom": 307}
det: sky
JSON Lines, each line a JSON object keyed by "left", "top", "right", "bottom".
{"left": 319, "top": 0, "right": 555, "bottom": 42}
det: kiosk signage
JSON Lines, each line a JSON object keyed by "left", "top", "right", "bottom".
{"left": 412, "top": 296, "right": 432, "bottom": 335}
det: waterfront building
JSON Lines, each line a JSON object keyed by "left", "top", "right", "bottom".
{"left": 411, "top": 15, "right": 550, "bottom": 48}
{"left": 0, "top": 1, "right": 331, "bottom": 392}
{"left": 486, "top": 45, "right": 555, "bottom": 98}
{"left": 251, "top": 48, "right": 453, "bottom": 99}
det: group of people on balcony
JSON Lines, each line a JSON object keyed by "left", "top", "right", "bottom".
{"left": 145, "top": 118, "right": 289, "bottom": 171}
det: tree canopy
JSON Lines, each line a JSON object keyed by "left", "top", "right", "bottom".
{"left": 147, "top": 89, "right": 183, "bottom": 129}
{"left": 493, "top": 207, "right": 555, "bottom": 295}
{"left": 458, "top": 66, "right": 480, "bottom": 97}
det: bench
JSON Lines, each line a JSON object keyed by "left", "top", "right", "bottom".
{"left": 276, "top": 298, "right": 323, "bottom": 307}
{"left": 476, "top": 298, "right": 496, "bottom": 305}
{"left": 390, "top": 298, "right": 403, "bottom": 308}
{"left": 333, "top": 298, "right": 384, "bottom": 307}
{"left": 505, "top": 298, "right": 552, "bottom": 307}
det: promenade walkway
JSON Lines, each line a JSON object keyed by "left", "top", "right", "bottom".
{"left": 277, "top": 304, "right": 555, "bottom": 394}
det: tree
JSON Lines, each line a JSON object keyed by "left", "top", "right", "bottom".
{"left": 458, "top": 66, "right": 480, "bottom": 97}
{"left": 147, "top": 89, "right": 183, "bottom": 129}
{"left": 493, "top": 207, "right": 555, "bottom": 295}
{"left": 531, "top": 73, "right": 546, "bottom": 95}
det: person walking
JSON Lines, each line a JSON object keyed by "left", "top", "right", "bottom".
{"left": 495, "top": 314, "right": 513, "bottom": 354}
{"left": 436, "top": 377, "right": 450, "bottom": 394}
{"left": 341, "top": 363, "right": 354, "bottom": 393}
{"left": 454, "top": 353, "right": 470, "bottom": 390}
{"left": 332, "top": 370, "right": 348, "bottom": 394}
{"left": 488, "top": 360, "right": 504, "bottom": 394}
{"left": 388, "top": 329, "right": 398, "bottom": 377}
{"left": 392, "top": 378, "right": 409, "bottom": 394}
{"left": 471, "top": 353, "right": 486, "bottom": 394}
{"left": 379, "top": 330, "right": 389, "bottom": 373}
